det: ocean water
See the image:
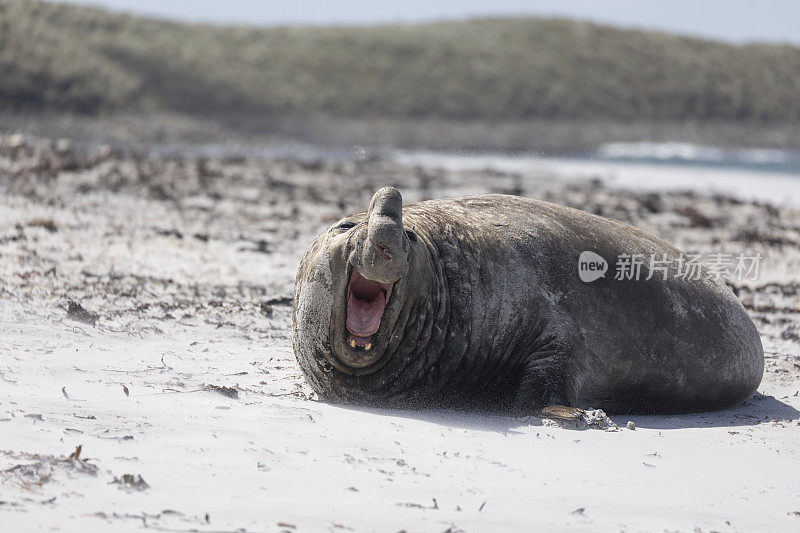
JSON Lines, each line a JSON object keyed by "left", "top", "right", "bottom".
{"left": 593, "top": 142, "right": 800, "bottom": 175}
{"left": 394, "top": 143, "right": 800, "bottom": 207}
{"left": 141, "top": 138, "right": 800, "bottom": 176}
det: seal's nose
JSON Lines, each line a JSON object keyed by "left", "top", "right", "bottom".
{"left": 357, "top": 187, "right": 409, "bottom": 284}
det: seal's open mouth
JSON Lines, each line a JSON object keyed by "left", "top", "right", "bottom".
{"left": 346, "top": 268, "right": 393, "bottom": 349}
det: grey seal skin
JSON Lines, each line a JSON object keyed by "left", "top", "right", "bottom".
{"left": 292, "top": 187, "right": 764, "bottom": 417}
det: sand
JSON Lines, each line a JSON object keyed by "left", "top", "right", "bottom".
{"left": 1, "top": 134, "right": 799, "bottom": 532}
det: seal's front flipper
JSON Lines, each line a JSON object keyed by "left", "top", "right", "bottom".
{"left": 513, "top": 346, "right": 578, "bottom": 417}
{"left": 538, "top": 405, "right": 584, "bottom": 420}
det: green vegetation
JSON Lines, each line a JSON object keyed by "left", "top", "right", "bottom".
{"left": 2, "top": 0, "right": 800, "bottom": 122}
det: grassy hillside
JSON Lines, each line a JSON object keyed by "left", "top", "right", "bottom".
{"left": 2, "top": 0, "right": 800, "bottom": 122}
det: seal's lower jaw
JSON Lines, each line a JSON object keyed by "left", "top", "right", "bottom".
{"left": 345, "top": 268, "right": 393, "bottom": 352}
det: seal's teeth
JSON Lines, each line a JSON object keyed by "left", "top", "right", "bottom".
{"left": 364, "top": 343, "right": 372, "bottom": 351}
{"left": 349, "top": 340, "right": 356, "bottom": 348}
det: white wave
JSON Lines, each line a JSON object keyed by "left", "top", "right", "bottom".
{"left": 394, "top": 149, "right": 800, "bottom": 207}
{"left": 597, "top": 142, "right": 797, "bottom": 166}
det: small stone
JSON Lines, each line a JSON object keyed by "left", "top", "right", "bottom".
{"left": 110, "top": 474, "right": 149, "bottom": 491}
{"left": 626, "top": 421, "right": 636, "bottom": 430}
{"left": 66, "top": 301, "right": 99, "bottom": 326}
{"left": 582, "top": 408, "right": 618, "bottom": 430}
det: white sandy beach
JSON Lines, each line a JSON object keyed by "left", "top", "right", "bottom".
{"left": 2, "top": 303, "right": 800, "bottom": 533}
{"left": 2, "top": 140, "right": 799, "bottom": 532}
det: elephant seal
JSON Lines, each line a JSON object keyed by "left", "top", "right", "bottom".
{"left": 292, "top": 187, "right": 763, "bottom": 416}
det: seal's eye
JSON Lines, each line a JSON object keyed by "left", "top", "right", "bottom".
{"left": 336, "top": 221, "right": 356, "bottom": 231}
{"left": 405, "top": 230, "right": 418, "bottom": 243}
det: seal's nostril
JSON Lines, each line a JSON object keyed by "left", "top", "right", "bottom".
{"left": 376, "top": 243, "right": 392, "bottom": 261}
